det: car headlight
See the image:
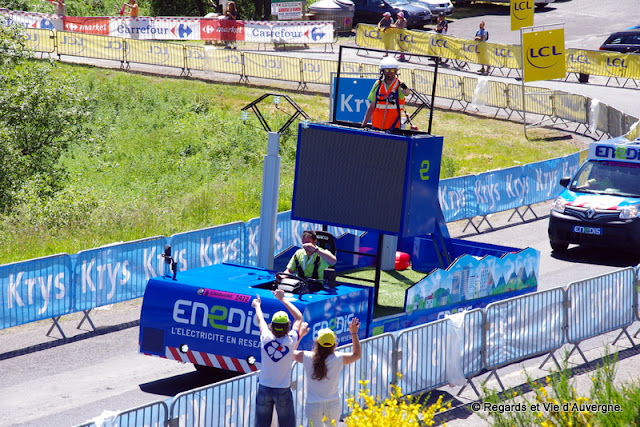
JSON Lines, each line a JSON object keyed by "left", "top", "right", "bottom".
{"left": 551, "top": 197, "right": 567, "bottom": 214}
{"left": 619, "top": 204, "right": 640, "bottom": 219}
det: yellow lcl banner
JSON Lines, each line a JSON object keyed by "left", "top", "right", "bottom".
{"left": 522, "top": 28, "right": 566, "bottom": 82}
{"left": 511, "top": 0, "right": 534, "bottom": 31}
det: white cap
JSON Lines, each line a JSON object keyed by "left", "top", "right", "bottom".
{"left": 380, "top": 56, "right": 400, "bottom": 70}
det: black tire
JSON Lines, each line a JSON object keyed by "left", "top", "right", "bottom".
{"left": 550, "top": 241, "right": 569, "bottom": 252}
{"left": 194, "top": 364, "right": 243, "bottom": 380}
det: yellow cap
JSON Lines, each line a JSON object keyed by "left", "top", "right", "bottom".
{"left": 271, "top": 311, "right": 290, "bottom": 331}
{"left": 317, "top": 328, "right": 336, "bottom": 347}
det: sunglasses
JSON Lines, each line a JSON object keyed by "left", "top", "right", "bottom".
{"left": 384, "top": 68, "right": 398, "bottom": 73}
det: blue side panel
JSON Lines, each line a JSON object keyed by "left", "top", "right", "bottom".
{"left": 402, "top": 135, "right": 444, "bottom": 237}
{"left": 371, "top": 287, "right": 536, "bottom": 334}
{"left": 139, "top": 264, "right": 372, "bottom": 364}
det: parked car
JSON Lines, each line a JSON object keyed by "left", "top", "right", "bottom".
{"left": 410, "top": 0, "right": 454, "bottom": 17}
{"left": 352, "top": 0, "right": 432, "bottom": 29}
{"left": 599, "top": 29, "right": 640, "bottom": 54}
{"left": 453, "top": 0, "right": 554, "bottom": 7}
{"left": 548, "top": 138, "right": 640, "bottom": 252}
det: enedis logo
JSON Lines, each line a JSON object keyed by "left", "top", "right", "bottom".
{"left": 173, "top": 299, "right": 262, "bottom": 335}
{"left": 594, "top": 144, "right": 640, "bottom": 162}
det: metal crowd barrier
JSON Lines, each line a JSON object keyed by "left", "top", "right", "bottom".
{"left": 17, "top": 28, "right": 640, "bottom": 141}
{"left": 76, "top": 400, "right": 169, "bottom": 427}
{"left": 484, "top": 287, "right": 566, "bottom": 391}
{"left": 24, "top": 28, "right": 55, "bottom": 54}
{"left": 396, "top": 318, "right": 450, "bottom": 394}
{"left": 165, "top": 333, "right": 396, "bottom": 427}
{"left": 71, "top": 267, "right": 639, "bottom": 427}
{"left": 460, "top": 308, "right": 486, "bottom": 395}
{"left": 0, "top": 253, "right": 72, "bottom": 334}
{"left": 565, "top": 267, "right": 636, "bottom": 363}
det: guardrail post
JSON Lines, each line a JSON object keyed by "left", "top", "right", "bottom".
{"left": 390, "top": 347, "right": 402, "bottom": 386}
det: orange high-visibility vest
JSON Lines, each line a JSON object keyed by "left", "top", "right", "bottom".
{"left": 371, "top": 77, "right": 405, "bottom": 130}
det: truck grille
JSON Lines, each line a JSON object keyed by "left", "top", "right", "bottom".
{"left": 564, "top": 205, "right": 621, "bottom": 221}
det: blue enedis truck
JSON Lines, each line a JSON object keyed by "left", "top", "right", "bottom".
{"left": 139, "top": 263, "right": 373, "bottom": 373}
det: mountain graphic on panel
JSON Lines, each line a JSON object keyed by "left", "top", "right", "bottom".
{"left": 405, "top": 248, "right": 540, "bottom": 312}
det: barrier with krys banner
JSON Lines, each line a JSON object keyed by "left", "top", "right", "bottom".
{"left": 138, "top": 48, "right": 540, "bottom": 374}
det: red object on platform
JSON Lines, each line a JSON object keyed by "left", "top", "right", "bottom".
{"left": 395, "top": 251, "right": 410, "bottom": 270}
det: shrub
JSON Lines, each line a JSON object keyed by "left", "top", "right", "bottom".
{"left": 345, "top": 378, "right": 448, "bottom": 426}
{"left": 481, "top": 351, "right": 640, "bottom": 426}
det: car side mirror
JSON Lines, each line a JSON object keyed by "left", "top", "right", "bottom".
{"left": 559, "top": 177, "right": 570, "bottom": 188}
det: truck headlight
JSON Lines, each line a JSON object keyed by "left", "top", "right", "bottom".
{"left": 551, "top": 197, "right": 567, "bottom": 214}
{"left": 619, "top": 204, "right": 640, "bottom": 219}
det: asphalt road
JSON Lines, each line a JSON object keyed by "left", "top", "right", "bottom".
{"left": 2, "top": 207, "right": 639, "bottom": 427}
{"left": 2, "top": 1, "right": 640, "bottom": 425}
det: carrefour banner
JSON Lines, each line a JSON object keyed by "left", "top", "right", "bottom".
{"left": 1, "top": 10, "right": 334, "bottom": 43}
{"left": 1, "top": 10, "right": 62, "bottom": 30}
{"left": 522, "top": 28, "right": 566, "bottom": 82}
{"left": 510, "top": 0, "right": 534, "bottom": 31}
{"left": 0, "top": 254, "right": 72, "bottom": 329}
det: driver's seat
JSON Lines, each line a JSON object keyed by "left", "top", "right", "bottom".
{"left": 315, "top": 231, "right": 337, "bottom": 262}
{"left": 315, "top": 230, "right": 337, "bottom": 288}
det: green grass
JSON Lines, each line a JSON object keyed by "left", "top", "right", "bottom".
{"left": 339, "top": 268, "right": 431, "bottom": 317}
{"left": 0, "top": 62, "right": 583, "bottom": 264}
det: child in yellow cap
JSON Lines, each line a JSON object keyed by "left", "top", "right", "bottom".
{"left": 294, "top": 318, "right": 361, "bottom": 426}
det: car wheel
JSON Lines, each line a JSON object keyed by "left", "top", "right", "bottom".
{"left": 550, "top": 241, "right": 568, "bottom": 252}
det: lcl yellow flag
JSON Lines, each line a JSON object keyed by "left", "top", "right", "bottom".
{"left": 511, "top": 0, "right": 534, "bottom": 31}
{"left": 522, "top": 28, "right": 566, "bottom": 82}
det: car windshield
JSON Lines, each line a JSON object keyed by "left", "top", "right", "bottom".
{"left": 569, "top": 160, "right": 640, "bottom": 197}
{"left": 388, "top": 0, "right": 410, "bottom": 6}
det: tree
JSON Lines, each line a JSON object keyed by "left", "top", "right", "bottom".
{"left": 0, "top": 22, "right": 93, "bottom": 211}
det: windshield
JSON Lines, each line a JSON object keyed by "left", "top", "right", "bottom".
{"left": 569, "top": 160, "right": 640, "bottom": 197}
{"left": 388, "top": 0, "right": 410, "bottom": 6}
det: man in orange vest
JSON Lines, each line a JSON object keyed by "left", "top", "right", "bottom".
{"left": 361, "top": 57, "right": 411, "bottom": 132}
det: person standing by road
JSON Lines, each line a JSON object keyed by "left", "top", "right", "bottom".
{"left": 435, "top": 13, "right": 448, "bottom": 35}
{"left": 361, "top": 56, "right": 411, "bottom": 132}
{"left": 293, "top": 318, "right": 362, "bottom": 427}
{"left": 123, "top": 0, "right": 138, "bottom": 18}
{"left": 51, "top": 0, "right": 66, "bottom": 15}
{"left": 474, "top": 21, "right": 490, "bottom": 74}
{"left": 378, "top": 11, "right": 394, "bottom": 56}
{"left": 224, "top": 1, "right": 239, "bottom": 49}
{"left": 393, "top": 12, "right": 408, "bottom": 62}
{"left": 252, "top": 289, "right": 305, "bottom": 427}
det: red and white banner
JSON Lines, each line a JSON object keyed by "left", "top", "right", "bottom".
{"left": 2, "top": 10, "right": 63, "bottom": 30}
{"left": 2, "top": 10, "right": 334, "bottom": 43}
{"left": 63, "top": 16, "right": 109, "bottom": 35}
